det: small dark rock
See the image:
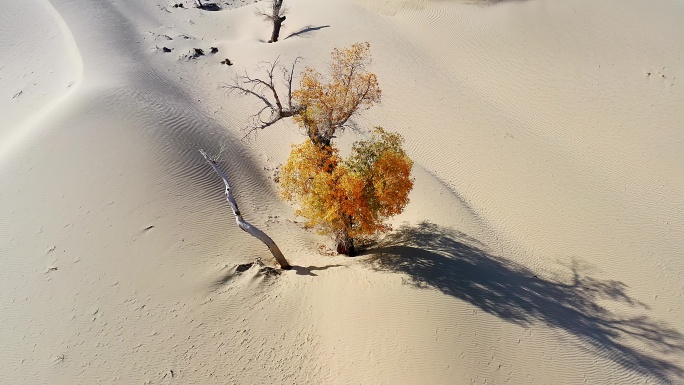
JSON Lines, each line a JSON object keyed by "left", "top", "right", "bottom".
{"left": 210, "top": 47, "right": 218, "bottom": 54}
{"left": 162, "top": 47, "right": 172, "bottom": 53}
{"left": 197, "top": 2, "right": 221, "bottom": 11}
{"left": 173, "top": 3, "right": 184, "bottom": 8}
{"left": 220, "top": 58, "right": 233, "bottom": 66}
{"left": 193, "top": 48, "right": 205, "bottom": 56}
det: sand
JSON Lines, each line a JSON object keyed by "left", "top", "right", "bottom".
{"left": 1, "top": 0, "right": 683, "bottom": 383}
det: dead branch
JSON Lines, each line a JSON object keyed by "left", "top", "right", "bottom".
{"left": 200, "top": 149, "right": 291, "bottom": 269}
{"left": 224, "top": 57, "right": 303, "bottom": 138}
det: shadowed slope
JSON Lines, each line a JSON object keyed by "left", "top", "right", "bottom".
{"left": 363, "top": 222, "right": 684, "bottom": 383}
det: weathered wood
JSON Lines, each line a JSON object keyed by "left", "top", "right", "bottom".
{"left": 200, "top": 149, "right": 291, "bottom": 269}
{"left": 270, "top": 15, "right": 286, "bottom": 43}
{"left": 259, "top": 0, "right": 286, "bottom": 43}
{"left": 224, "top": 57, "right": 302, "bottom": 137}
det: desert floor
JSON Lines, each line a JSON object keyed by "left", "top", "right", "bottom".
{"left": 1, "top": 0, "right": 683, "bottom": 383}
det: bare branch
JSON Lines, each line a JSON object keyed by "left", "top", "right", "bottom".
{"left": 283, "top": 56, "right": 302, "bottom": 110}
{"left": 225, "top": 73, "right": 273, "bottom": 108}
{"left": 225, "top": 56, "right": 303, "bottom": 138}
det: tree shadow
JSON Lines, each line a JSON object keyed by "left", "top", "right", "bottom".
{"left": 211, "top": 263, "right": 345, "bottom": 289}
{"left": 362, "top": 221, "right": 684, "bottom": 383}
{"left": 291, "top": 264, "right": 345, "bottom": 276}
{"left": 284, "top": 25, "right": 331, "bottom": 40}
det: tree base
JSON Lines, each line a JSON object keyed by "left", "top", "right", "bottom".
{"left": 336, "top": 238, "right": 357, "bottom": 256}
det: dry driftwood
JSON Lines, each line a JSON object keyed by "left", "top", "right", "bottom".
{"left": 200, "top": 149, "right": 291, "bottom": 269}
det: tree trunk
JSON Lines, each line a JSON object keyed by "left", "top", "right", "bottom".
{"left": 269, "top": 15, "right": 286, "bottom": 43}
{"left": 200, "top": 150, "right": 291, "bottom": 269}
{"left": 336, "top": 233, "right": 356, "bottom": 256}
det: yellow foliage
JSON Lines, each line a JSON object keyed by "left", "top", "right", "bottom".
{"left": 280, "top": 128, "right": 413, "bottom": 251}
{"left": 292, "top": 42, "right": 381, "bottom": 146}
{"left": 278, "top": 43, "right": 412, "bottom": 254}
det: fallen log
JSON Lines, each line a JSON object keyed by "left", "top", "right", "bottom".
{"left": 200, "top": 149, "right": 291, "bottom": 269}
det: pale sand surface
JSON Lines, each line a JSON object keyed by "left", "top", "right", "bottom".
{"left": 1, "top": 0, "right": 683, "bottom": 383}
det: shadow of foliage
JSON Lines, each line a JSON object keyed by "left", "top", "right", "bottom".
{"left": 362, "top": 222, "right": 684, "bottom": 383}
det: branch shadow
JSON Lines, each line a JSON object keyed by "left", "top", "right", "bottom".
{"left": 291, "top": 264, "right": 345, "bottom": 276}
{"left": 284, "top": 25, "right": 331, "bottom": 40}
{"left": 362, "top": 221, "right": 684, "bottom": 383}
{"left": 210, "top": 264, "right": 345, "bottom": 292}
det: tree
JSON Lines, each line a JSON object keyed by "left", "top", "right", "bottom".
{"left": 292, "top": 42, "right": 381, "bottom": 147}
{"left": 279, "top": 128, "right": 413, "bottom": 255}
{"left": 257, "top": 0, "right": 288, "bottom": 43}
{"left": 226, "top": 42, "right": 380, "bottom": 145}
{"left": 228, "top": 42, "right": 413, "bottom": 255}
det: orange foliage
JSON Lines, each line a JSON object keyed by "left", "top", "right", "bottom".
{"left": 292, "top": 42, "right": 381, "bottom": 146}
{"left": 280, "top": 128, "right": 413, "bottom": 254}
{"left": 277, "top": 42, "right": 413, "bottom": 255}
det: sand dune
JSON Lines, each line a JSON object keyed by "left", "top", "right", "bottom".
{"left": 1, "top": 0, "right": 683, "bottom": 383}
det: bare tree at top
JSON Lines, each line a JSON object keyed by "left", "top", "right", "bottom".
{"left": 257, "top": 0, "right": 288, "bottom": 43}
